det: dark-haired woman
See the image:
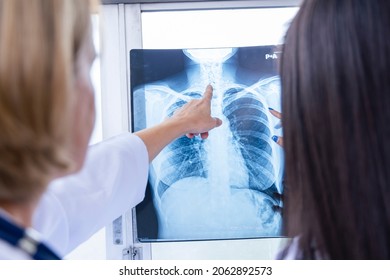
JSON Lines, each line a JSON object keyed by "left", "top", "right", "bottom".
{"left": 277, "top": 0, "right": 390, "bottom": 259}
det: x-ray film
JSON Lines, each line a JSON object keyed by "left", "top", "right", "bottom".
{"left": 131, "top": 46, "right": 284, "bottom": 242}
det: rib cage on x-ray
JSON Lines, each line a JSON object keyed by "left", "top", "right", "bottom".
{"left": 132, "top": 47, "right": 284, "bottom": 241}
{"left": 145, "top": 81, "right": 282, "bottom": 240}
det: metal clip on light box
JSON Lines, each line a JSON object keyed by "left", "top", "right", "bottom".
{"left": 122, "top": 246, "right": 143, "bottom": 260}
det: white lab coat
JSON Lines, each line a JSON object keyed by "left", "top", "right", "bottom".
{"left": 0, "top": 133, "right": 149, "bottom": 259}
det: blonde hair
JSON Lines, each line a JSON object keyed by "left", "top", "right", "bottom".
{"left": 0, "top": 0, "right": 92, "bottom": 202}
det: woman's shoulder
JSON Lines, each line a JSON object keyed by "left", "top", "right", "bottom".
{"left": 275, "top": 237, "right": 302, "bottom": 260}
{"left": 276, "top": 236, "right": 327, "bottom": 260}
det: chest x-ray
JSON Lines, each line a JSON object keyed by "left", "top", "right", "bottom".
{"left": 131, "top": 46, "right": 284, "bottom": 242}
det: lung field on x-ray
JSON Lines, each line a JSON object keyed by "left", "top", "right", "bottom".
{"left": 131, "top": 46, "right": 284, "bottom": 241}
{"left": 157, "top": 91, "right": 208, "bottom": 198}
{"left": 223, "top": 88, "right": 275, "bottom": 191}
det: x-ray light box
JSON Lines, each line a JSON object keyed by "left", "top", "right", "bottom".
{"left": 130, "top": 45, "right": 284, "bottom": 242}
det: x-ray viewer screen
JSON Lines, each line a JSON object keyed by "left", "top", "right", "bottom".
{"left": 131, "top": 46, "right": 284, "bottom": 242}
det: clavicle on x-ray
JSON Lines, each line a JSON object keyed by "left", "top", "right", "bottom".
{"left": 131, "top": 46, "right": 284, "bottom": 241}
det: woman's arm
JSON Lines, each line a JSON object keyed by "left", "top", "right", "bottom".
{"left": 34, "top": 133, "right": 149, "bottom": 256}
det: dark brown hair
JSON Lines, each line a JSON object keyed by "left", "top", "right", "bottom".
{"left": 281, "top": 0, "right": 390, "bottom": 259}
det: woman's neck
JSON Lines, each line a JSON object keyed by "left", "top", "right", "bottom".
{"left": 0, "top": 198, "right": 39, "bottom": 228}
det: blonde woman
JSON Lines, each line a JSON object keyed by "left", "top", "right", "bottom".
{"left": 0, "top": 0, "right": 221, "bottom": 259}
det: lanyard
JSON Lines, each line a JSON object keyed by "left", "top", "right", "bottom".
{"left": 0, "top": 214, "right": 61, "bottom": 260}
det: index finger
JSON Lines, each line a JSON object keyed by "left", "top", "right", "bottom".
{"left": 269, "top": 108, "right": 282, "bottom": 119}
{"left": 202, "top": 84, "right": 213, "bottom": 102}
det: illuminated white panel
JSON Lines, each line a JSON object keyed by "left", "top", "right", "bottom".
{"left": 142, "top": 8, "right": 299, "bottom": 49}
